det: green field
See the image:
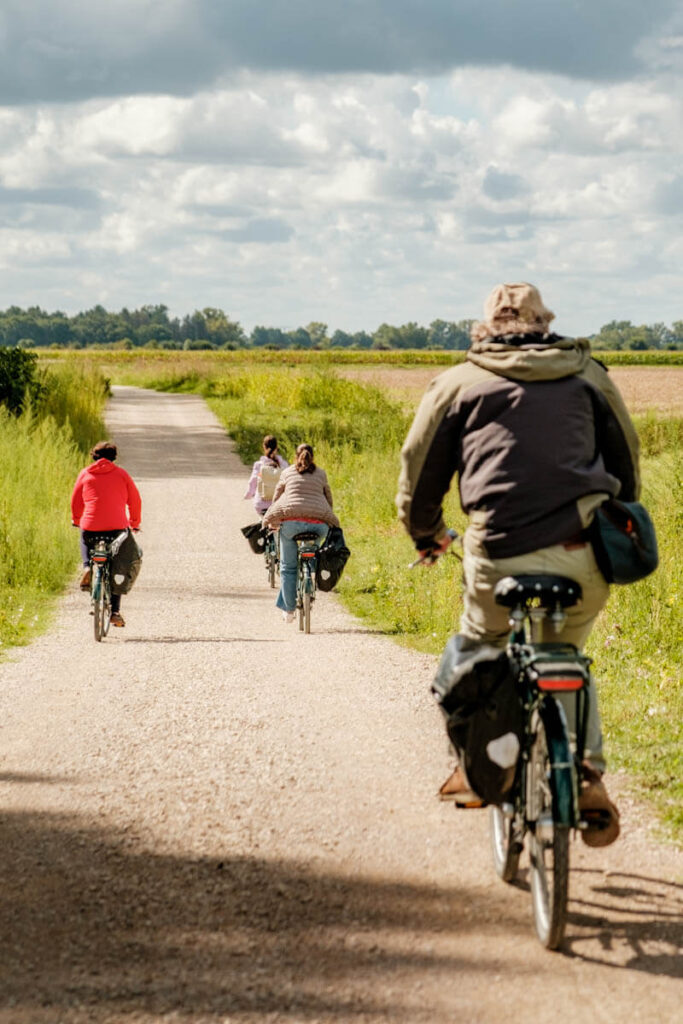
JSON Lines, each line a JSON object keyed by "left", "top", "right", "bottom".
{"left": 37, "top": 346, "right": 683, "bottom": 371}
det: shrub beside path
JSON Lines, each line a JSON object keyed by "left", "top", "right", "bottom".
{"left": 0, "top": 385, "right": 680, "bottom": 1023}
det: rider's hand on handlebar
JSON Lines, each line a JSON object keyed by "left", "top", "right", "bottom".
{"left": 409, "top": 528, "right": 459, "bottom": 568}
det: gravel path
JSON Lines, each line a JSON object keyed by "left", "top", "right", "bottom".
{"left": 0, "top": 386, "right": 680, "bottom": 1024}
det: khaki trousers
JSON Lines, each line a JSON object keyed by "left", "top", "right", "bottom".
{"left": 460, "top": 532, "right": 610, "bottom": 771}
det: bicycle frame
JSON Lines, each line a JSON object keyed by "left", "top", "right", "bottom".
{"left": 507, "top": 640, "right": 591, "bottom": 829}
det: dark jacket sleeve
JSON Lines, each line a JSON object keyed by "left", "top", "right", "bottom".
{"left": 396, "top": 367, "right": 467, "bottom": 548}
{"left": 582, "top": 360, "right": 640, "bottom": 501}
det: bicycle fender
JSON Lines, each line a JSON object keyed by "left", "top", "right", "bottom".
{"left": 539, "top": 698, "right": 575, "bottom": 827}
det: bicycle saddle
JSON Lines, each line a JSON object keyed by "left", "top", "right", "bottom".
{"left": 293, "top": 531, "right": 321, "bottom": 542}
{"left": 494, "top": 574, "right": 582, "bottom": 609}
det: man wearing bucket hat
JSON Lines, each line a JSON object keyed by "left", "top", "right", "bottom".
{"left": 397, "top": 283, "right": 640, "bottom": 846}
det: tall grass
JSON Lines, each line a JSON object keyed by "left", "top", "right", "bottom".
{"left": 0, "top": 367, "right": 107, "bottom": 648}
{"left": 589, "top": 449, "right": 682, "bottom": 831}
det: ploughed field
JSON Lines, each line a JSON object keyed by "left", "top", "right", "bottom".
{"left": 340, "top": 365, "right": 683, "bottom": 414}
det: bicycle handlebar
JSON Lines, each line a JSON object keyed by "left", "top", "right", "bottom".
{"left": 408, "top": 528, "right": 461, "bottom": 568}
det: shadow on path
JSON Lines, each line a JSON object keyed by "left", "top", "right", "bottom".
{"left": 0, "top": 806, "right": 517, "bottom": 1021}
{"left": 565, "top": 868, "right": 683, "bottom": 974}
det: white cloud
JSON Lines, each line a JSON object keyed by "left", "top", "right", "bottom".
{"left": 0, "top": 53, "right": 680, "bottom": 332}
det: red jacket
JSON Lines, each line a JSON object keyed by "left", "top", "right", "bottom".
{"left": 71, "top": 459, "right": 142, "bottom": 531}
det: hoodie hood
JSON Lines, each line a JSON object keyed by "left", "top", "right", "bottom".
{"left": 86, "top": 459, "right": 118, "bottom": 476}
{"left": 467, "top": 334, "right": 592, "bottom": 382}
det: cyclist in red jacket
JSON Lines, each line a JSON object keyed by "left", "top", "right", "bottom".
{"left": 71, "top": 440, "right": 142, "bottom": 627}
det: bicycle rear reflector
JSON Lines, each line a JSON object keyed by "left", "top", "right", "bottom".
{"left": 536, "top": 675, "right": 584, "bottom": 692}
{"left": 528, "top": 656, "right": 589, "bottom": 692}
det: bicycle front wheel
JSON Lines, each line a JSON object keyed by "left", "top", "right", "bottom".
{"left": 268, "top": 556, "right": 276, "bottom": 589}
{"left": 527, "top": 709, "right": 570, "bottom": 949}
{"left": 489, "top": 805, "right": 522, "bottom": 883}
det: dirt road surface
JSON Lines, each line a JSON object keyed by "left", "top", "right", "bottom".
{"left": 0, "top": 386, "right": 680, "bottom": 1024}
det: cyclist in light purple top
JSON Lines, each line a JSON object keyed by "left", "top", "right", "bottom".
{"left": 243, "top": 435, "right": 289, "bottom": 516}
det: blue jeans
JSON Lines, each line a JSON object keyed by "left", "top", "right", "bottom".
{"left": 275, "top": 521, "right": 328, "bottom": 612}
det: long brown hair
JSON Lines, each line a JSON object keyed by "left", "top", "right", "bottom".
{"left": 262, "top": 434, "right": 280, "bottom": 465}
{"left": 295, "top": 443, "right": 316, "bottom": 474}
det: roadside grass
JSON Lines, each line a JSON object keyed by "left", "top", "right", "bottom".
{"left": 0, "top": 367, "right": 107, "bottom": 649}
{"left": 589, "top": 447, "right": 682, "bottom": 833}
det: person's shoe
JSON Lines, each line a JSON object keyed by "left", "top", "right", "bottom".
{"left": 110, "top": 612, "right": 125, "bottom": 628}
{"left": 438, "top": 765, "right": 485, "bottom": 808}
{"left": 579, "top": 762, "right": 620, "bottom": 847}
{"left": 79, "top": 568, "right": 91, "bottom": 591}
{"left": 282, "top": 611, "right": 295, "bottom": 623}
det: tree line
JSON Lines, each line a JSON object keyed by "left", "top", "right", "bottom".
{"left": 0, "top": 304, "right": 681, "bottom": 350}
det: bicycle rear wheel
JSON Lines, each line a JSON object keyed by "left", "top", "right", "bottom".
{"left": 102, "top": 577, "right": 112, "bottom": 637}
{"left": 303, "top": 592, "right": 311, "bottom": 633}
{"left": 489, "top": 805, "right": 522, "bottom": 883}
{"left": 268, "top": 555, "right": 276, "bottom": 589}
{"left": 527, "top": 709, "right": 570, "bottom": 949}
{"left": 92, "top": 568, "right": 105, "bottom": 642}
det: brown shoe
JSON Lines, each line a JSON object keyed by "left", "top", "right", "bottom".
{"left": 110, "top": 612, "right": 125, "bottom": 628}
{"left": 579, "top": 763, "right": 620, "bottom": 847}
{"left": 79, "top": 568, "right": 91, "bottom": 591}
{"left": 438, "top": 766, "right": 484, "bottom": 808}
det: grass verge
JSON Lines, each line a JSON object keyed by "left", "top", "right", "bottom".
{"left": 0, "top": 366, "right": 107, "bottom": 649}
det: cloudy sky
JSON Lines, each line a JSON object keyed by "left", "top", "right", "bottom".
{"left": 1, "top": 0, "right": 682, "bottom": 335}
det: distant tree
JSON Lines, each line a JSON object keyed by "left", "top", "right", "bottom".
{"left": 372, "top": 322, "right": 429, "bottom": 349}
{"left": 202, "top": 307, "right": 247, "bottom": 347}
{"left": 136, "top": 323, "right": 174, "bottom": 346}
{"left": 592, "top": 321, "right": 635, "bottom": 350}
{"left": 429, "top": 318, "right": 474, "bottom": 350}
{"left": 71, "top": 305, "right": 127, "bottom": 347}
{"left": 330, "top": 329, "right": 354, "bottom": 348}
{"left": 287, "top": 327, "right": 311, "bottom": 348}
{"left": 670, "top": 321, "right": 683, "bottom": 349}
{"left": 251, "top": 326, "right": 289, "bottom": 347}
{"left": 305, "top": 321, "right": 330, "bottom": 348}
{"left": 351, "top": 330, "right": 373, "bottom": 349}
{"left": 371, "top": 323, "right": 397, "bottom": 349}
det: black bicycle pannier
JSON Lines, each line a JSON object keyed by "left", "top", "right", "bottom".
{"left": 241, "top": 521, "right": 267, "bottom": 554}
{"left": 110, "top": 529, "right": 142, "bottom": 596}
{"left": 432, "top": 635, "right": 524, "bottom": 805}
{"left": 315, "top": 526, "right": 351, "bottom": 592}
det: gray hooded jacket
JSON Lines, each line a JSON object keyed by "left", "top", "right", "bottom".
{"left": 396, "top": 334, "right": 640, "bottom": 558}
